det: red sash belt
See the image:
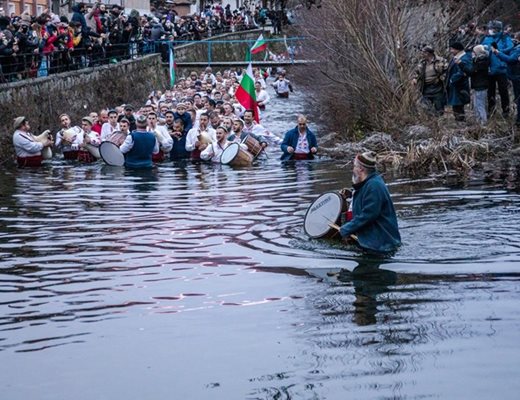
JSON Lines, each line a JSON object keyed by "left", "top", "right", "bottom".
{"left": 293, "top": 153, "right": 309, "bottom": 160}
{"left": 63, "top": 151, "right": 79, "bottom": 160}
{"left": 191, "top": 149, "right": 202, "bottom": 160}
{"left": 152, "top": 150, "right": 165, "bottom": 163}
{"left": 77, "top": 150, "right": 96, "bottom": 163}
{"left": 17, "top": 155, "right": 43, "bottom": 167}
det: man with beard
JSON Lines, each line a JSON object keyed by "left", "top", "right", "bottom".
{"left": 118, "top": 105, "right": 136, "bottom": 131}
{"left": 280, "top": 115, "right": 317, "bottom": 161}
{"left": 338, "top": 152, "right": 401, "bottom": 254}
{"left": 168, "top": 116, "right": 190, "bottom": 161}
{"left": 185, "top": 112, "right": 216, "bottom": 160}
{"left": 55, "top": 113, "right": 83, "bottom": 160}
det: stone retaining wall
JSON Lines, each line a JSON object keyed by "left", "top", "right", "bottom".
{"left": 0, "top": 54, "right": 167, "bottom": 164}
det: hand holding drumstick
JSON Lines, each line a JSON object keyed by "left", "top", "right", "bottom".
{"left": 328, "top": 223, "right": 358, "bottom": 242}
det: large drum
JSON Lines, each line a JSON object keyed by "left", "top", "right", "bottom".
{"left": 83, "top": 143, "right": 101, "bottom": 159}
{"left": 242, "top": 134, "right": 263, "bottom": 158}
{"left": 220, "top": 143, "right": 253, "bottom": 167}
{"left": 304, "top": 192, "right": 347, "bottom": 239}
{"left": 99, "top": 141, "right": 125, "bottom": 167}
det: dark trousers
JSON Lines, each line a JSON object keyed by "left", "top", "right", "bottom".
{"left": 488, "top": 74, "right": 510, "bottom": 115}
{"left": 512, "top": 79, "right": 520, "bottom": 124}
{"left": 453, "top": 105, "right": 465, "bottom": 121}
{"left": 422, "top": 84, "right": 445, "bottom": 115}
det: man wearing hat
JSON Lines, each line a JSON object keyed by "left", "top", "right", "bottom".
{"left": 173, "top": 102, "right": 193, "bottom": 132}
{"left": 446, "top": 41, "right": 472, "bottom": 121}
{"left": 413, "top": 46, "right": 448, "bottom": 114}
{"left": 12, "top": 116, "right": 53, "bottom": 167}
{"left": 339, "top": 152, "right": 401, "bottom": 254}
{"left": 118, "top": 105, "right": 136, "bottom": 131}
{"left": 78, "top": 116, "right": 101, "bottom": 163}
{"left": 119, "top": 114, "right": 159, "bottom": 169}
{"left": 481, "top": 20, "right": 513, "bottom": 117}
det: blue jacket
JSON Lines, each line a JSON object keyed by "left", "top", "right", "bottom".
{"left": 446, "top": 52, "right": 472, "bottom": 106}
{"left": 496, "top": 44, "right": 520, "bottom": 81}
{"left": 125, "top": 131, "right": 156, "bottom": 169}
{"left": 481, "top": 33, "right": 514, "bottom": 75}
{"left": 340, "top": 173, "right": 401, "bottom": 254}
{"left": 280, "top": 126, "right": 318, "bottom": 161}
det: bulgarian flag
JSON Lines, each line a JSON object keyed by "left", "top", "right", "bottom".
{"left": 169, "top": 45, "right": 176, "bottom": 88}
{"left": 236, "top": 63, "right": 259, "bottom": 123}
{"left": 250, "top": 33, "right": 267, "bottom": 54}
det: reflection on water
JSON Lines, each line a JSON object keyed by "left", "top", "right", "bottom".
{"left": 1, "top": 92, "right": 520, "bottom": 399}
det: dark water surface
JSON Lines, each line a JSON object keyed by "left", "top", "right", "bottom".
{"left": 1, "top": 90, "right": 520, "bottom": 400}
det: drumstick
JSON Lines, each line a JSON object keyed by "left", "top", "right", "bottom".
{"left": 323, "top": 216, "right": 358, "bottom": 241}
{"left": 328, "top": 222, "right": 340, "bottom": 231}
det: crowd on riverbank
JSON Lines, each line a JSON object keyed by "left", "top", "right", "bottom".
{"left": 415, "top": 20, "right": 520, "bottom": 126}
{"left": 0, "top": 1, "right": 280, "bottom": 82}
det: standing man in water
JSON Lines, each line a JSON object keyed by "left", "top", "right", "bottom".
{"left": 12, "top": 117, "right": 53, "bottom": 167}
{"left": 280, "top": 115, "right": 318, "bottom": 161}
{"left": 339, "top": 152, "right": 401, "bottom": 254}
{"left": 120, "top": 114, "right": 159, "bottom": 169}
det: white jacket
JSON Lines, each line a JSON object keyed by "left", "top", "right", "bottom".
{"left": 13, "top": 130, "right": 44, "bottom": 157}
{"left": 185, "top": 127, "right": 216, "bottom": 152}
{"left": 200, "top": 141, "right": 229, "bottom": 163}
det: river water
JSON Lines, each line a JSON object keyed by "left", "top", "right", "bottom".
{"left": 1, "top": 86, "right": 520, "bottom": 400}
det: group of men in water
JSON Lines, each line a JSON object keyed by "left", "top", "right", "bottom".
{"left": 12, "top": 66, "right": 315, "bottom": 169}
{"left": 11, "top": 65, "right": 400, "bottom": 255}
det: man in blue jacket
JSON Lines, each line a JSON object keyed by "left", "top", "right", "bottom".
{"left": 493, "top": 31, "right": 520, "bottom": 126}
{"left": 446, "top": 42, "right": 473, "bottom": 121}
{"left": 280, "top": 115, "right": 318, "bottom": 160}
{"left": 481, "top": 20, "right": 514, "bottom": 117}
{"left": 339, "top": 152, "right": 401, "bottom": 254}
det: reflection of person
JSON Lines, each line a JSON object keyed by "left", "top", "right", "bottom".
{"left": 280, "top": 115, "right": 318, "bottom": 161}
{"left": 339, "top": 152, "right": 401, "bottom": 254}
{"left": 336, "top": 261, "right": 397, "bottom": 326}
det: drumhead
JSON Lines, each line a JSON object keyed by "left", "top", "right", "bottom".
{"left": 304, "top": 192, "right": 344, "bottom": 238}
{"left": 100, "top": 141, "right": 125, "bottom": 167}
{"left": 220, "top": 143, "right": 239, "bottom": 164}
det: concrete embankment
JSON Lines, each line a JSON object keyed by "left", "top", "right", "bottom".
{"left": 0, "top": 54, "right": 167, "bottom": 164}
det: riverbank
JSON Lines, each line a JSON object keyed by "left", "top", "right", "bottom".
{"left": 306, "top": 97, "right": 520, "bottom": 189}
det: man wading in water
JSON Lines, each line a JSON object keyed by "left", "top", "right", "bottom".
{"left": 339, "top": 152, "right": 401, "bottom": 254}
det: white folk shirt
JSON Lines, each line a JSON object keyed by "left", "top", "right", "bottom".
{"left": 243, "top": 122, "right": 267, "bottom": 138}
{"left": 200, "top": 141, "right": 229, "bottom": 163}
{"left": 256, "top": 89, "right": 270, "bottom": 105}
{"left": 120, "top": 132, "right": 160, "bottom": 155}
{"left": 273, "top": 79, "right": 291, "bottom": 94}
{"left": 295, "top": 132, "right": 310, "bottom": 154}
{"left": 55, "top": 126, "right": 84, "bottom": 152}
{"left": 100, "top": 122, "right": 120, "bottom": 142}
{"left": 185, "top": 126, "right": 216, "bottom": 152}
{"left": 147, "top": 125, "right": 173, "bottom": 153}
{"left": 13, "top": 130, "right": 44, "bottom": 157}
{"left": 83, "top": 130, "right": 101, "bottom": 147}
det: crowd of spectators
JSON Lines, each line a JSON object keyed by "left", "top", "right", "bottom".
{"left": 0, "top": 1, "right": 281, "bottom": 83}
{"left": 414, "top": 20, "right": 520, "bottom": 126}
